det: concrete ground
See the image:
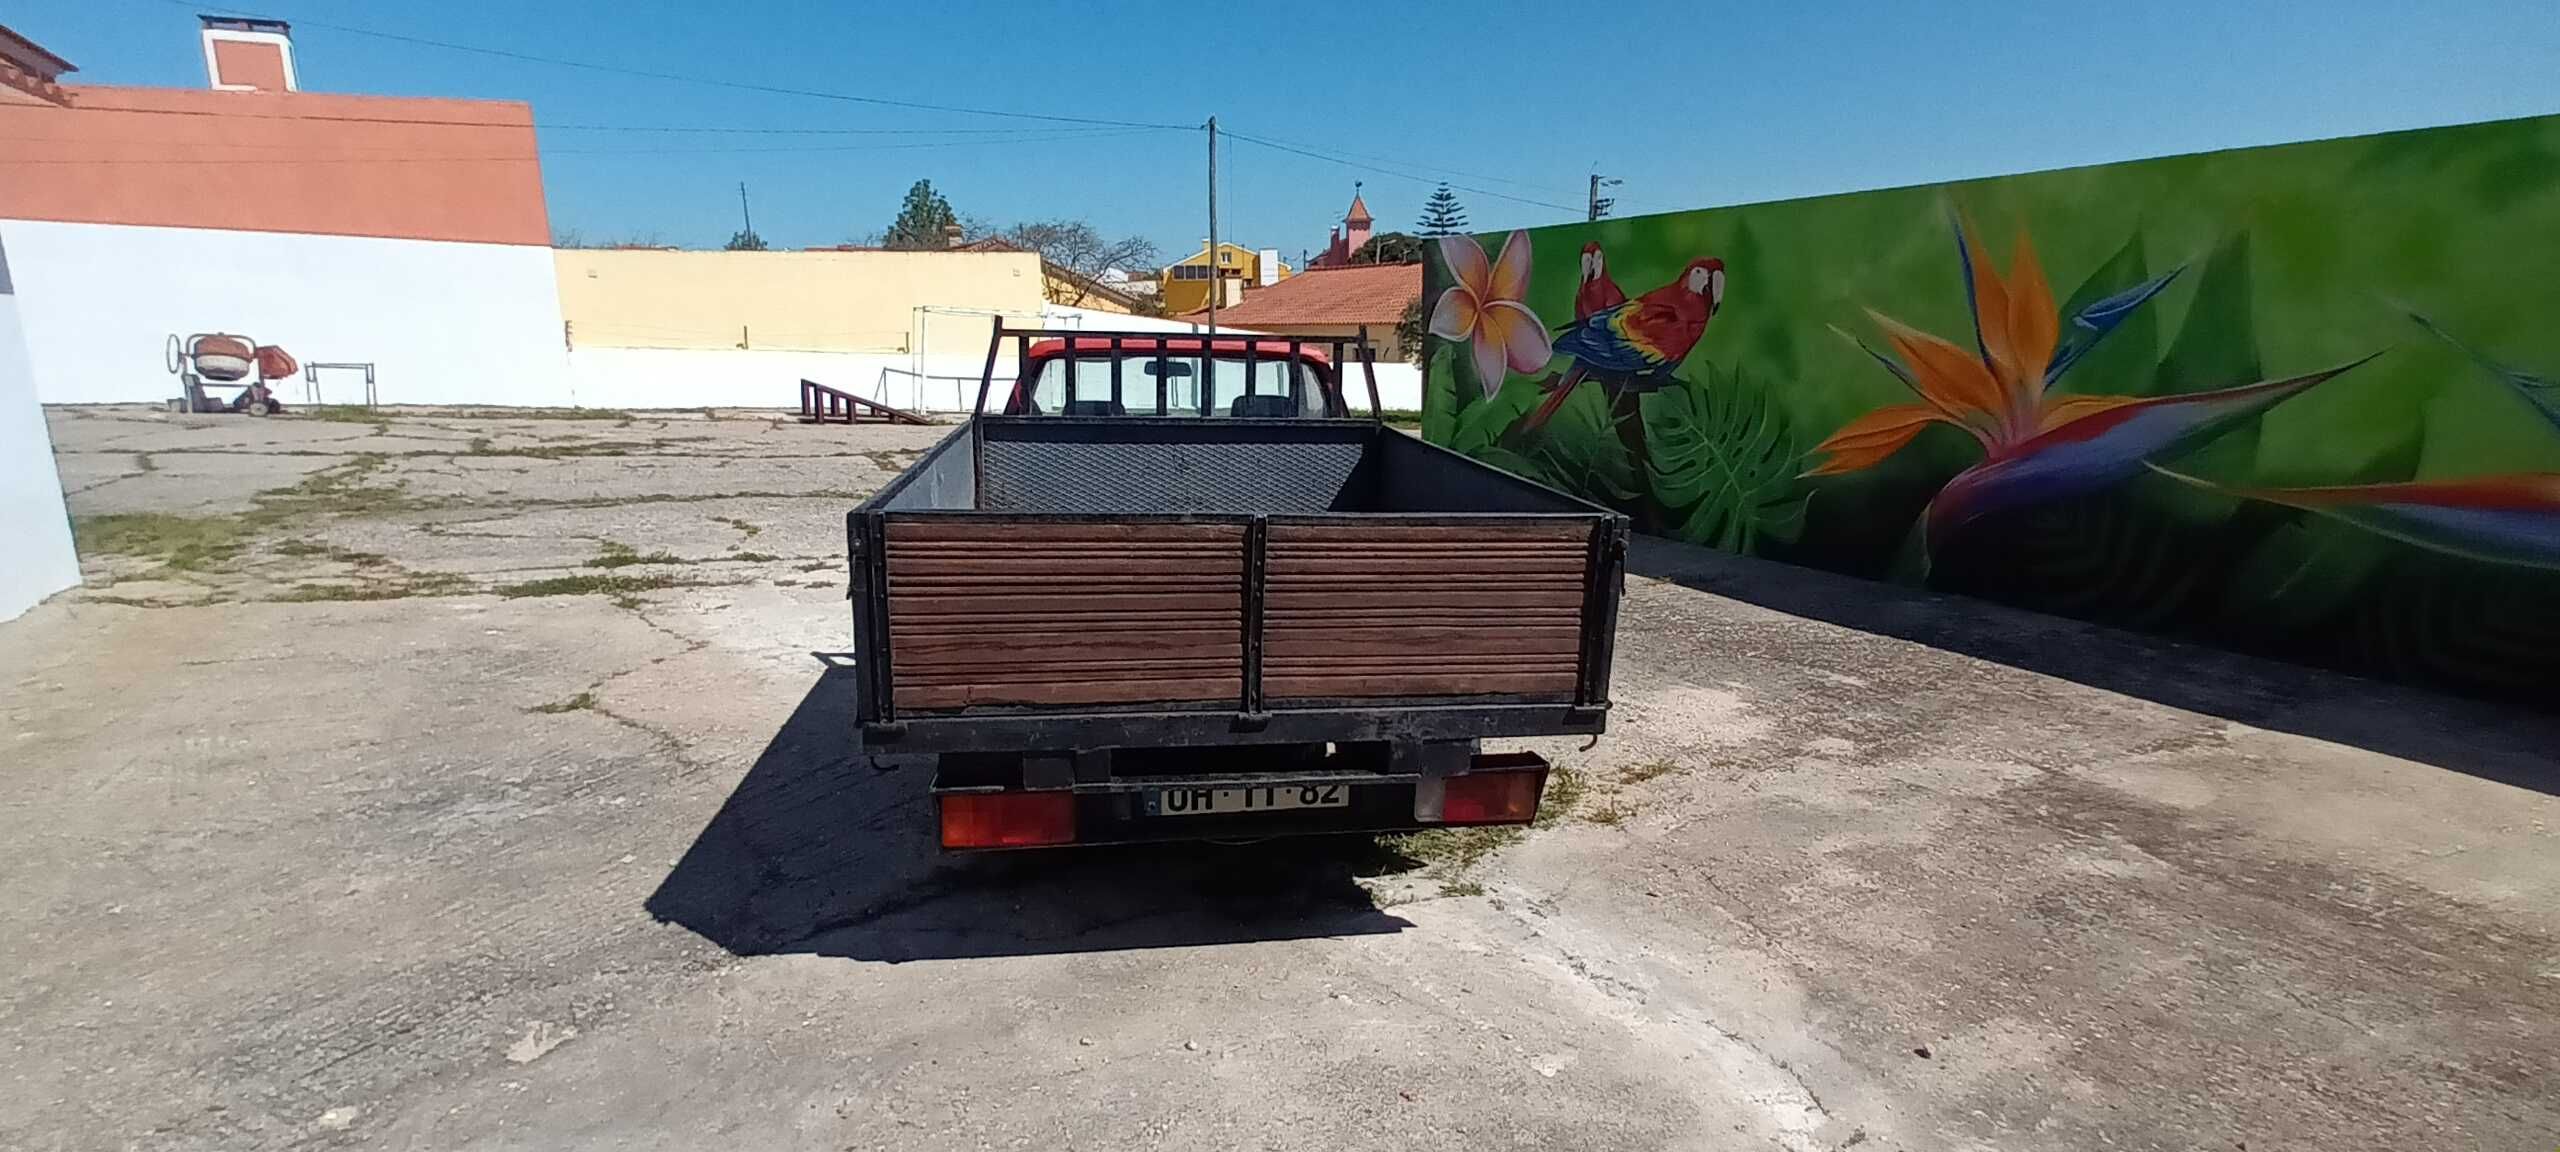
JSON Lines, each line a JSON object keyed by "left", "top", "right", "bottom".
{"left": 6, "top": 405, "right": 2556, "bottom": 1152}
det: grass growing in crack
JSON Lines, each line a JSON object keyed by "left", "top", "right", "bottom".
{"left": 1583, "top": 800, "right": 1635, "bottom": 827}
{"left": 494, "top": 572, "right": 699, "bottom": 599}
{"left": 713, "top": 515, "right": 761, "bottom": 538}
{"left": 1617, "top": 758, "right": 1683, "bottom": 785}
{"left": 1438, "top": 880, "right": 1487, "bottom": 898}
{"left": 448, "top": 407, "right": 635, "bottom": 421}
{"left": 728, "top": 551, "right": 780, "bottom": 563}
{"left": 73, "top": 512, "right": 248, "bottom": 574}
{"left": 301, "top": 406, "right": 391, "bottom": 426}
{"left": 1383, "top": 826, "right": 1522, "bottom": 877}
{"left": 1533, "top": 762, "right": 1588, "bottom": 828}
{"left": 458, "top": 440, "right": 667, "bottom": 460}
{"left": 586, "top": 540, "right": 682, "bottom": 569}
{"left": 860, "top": 449, "right": 924, "bottom": 473}
{"left": 132, "top": 452, "right": 158, "bottom": 473}
{"left": 271, "top": 571, "right": 473, "bottom": 602}
{"left": 250, "top": 454, "right": 450, "bottom": 520}
{"left": 795, "top": 560, "right": 836, "bottom": 572}
{"left": 528, "top": 691, "right": 598, "bottom": 714}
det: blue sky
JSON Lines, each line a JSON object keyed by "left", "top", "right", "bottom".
{"left": 20, "top": 0, "right": 2560, "bottom": 264}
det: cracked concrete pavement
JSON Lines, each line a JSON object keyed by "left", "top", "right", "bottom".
{"left": 5, "top": 405, "right": 2556, "bottom": 1150}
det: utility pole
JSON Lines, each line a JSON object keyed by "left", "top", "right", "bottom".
{"left": 1205, "top": 116, "right": 1218, "bottom": 339}
{"left": 737, "top": 181, "right": 754, "bottom": 236}
{"left": 1587, "top": 171, "right": 1621, "bottom": 222}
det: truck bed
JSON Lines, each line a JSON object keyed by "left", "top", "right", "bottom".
{"left": 848, "top": 416, "right": 1626, "bottom": 754}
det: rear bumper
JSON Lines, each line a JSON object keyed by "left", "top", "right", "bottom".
{"left": 868, "top": 702, "right": 1604, "bottom": 755}
{"left": 934, "top": 751, "right": 1551, "bottom": 850}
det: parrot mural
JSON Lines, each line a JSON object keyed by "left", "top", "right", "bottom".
{"left": 1522, "top": 256, "right": 1725, "bottom": 433}
{"left": 1575, "top": 241, "right": 1627, "bottom": 320}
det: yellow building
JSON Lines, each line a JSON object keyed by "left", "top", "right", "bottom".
{"left": 1159, "top": 242, "right": 1291, "bottom": 315}
{"left": 553, "top": 247, "right": 1046, "bottom": 352}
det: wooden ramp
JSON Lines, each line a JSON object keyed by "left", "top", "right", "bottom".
{"left": 800, "top": 379, "right": 929, "bottom": 425}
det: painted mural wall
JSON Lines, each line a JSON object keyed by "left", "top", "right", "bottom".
{"left": 1421, "top": 113, "right": 2560, "bottom": 701}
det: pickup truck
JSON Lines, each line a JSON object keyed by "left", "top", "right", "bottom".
{"left": 848, "top": 325, "right": 1627, "bottom": 849}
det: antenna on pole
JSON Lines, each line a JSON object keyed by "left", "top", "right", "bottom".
{"left": 1587, "top": 169, "right": 1621, "bottom": 222}
{"left": 1205, "top": 116, "right": 1219, "bottom": 339}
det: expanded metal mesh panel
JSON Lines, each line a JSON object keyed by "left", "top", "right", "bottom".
{"left": 978, "top": 438, "right": 1368, "bottom": 514}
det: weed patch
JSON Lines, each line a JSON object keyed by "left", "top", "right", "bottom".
{"left": 73, "top": 513, "right": 248, "bottom": 573}
{"left": 300, "top": 404, "right": 389, "bottom": 422}
{"left": 271, "top": 571, "right": 471, "bottom": 602}
{"left": 449, "top": 407, "right": 634, "bottom": 421}
{"left": 586, "top": 540, "right": 682, "bottom": 569}
{"left": 494, "top": 572, "right": 698, "bottom": 599}
{"left": 529, "top": 691, "right": 599, "bottom": 714}
{"left": 1617, "top": 758, "right": 1683, "bottom": 785}
{"left": 1533, "top": 762, "right": 1588, "bottom": 828}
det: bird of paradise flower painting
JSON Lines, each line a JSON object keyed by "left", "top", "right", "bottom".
{"left": 1420, "top": 111, "right": 2560, "bottom": 701}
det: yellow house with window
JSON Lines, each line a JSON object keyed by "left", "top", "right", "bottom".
{"left": 1159, "top": 242, "right": 1291, "bottom": 314}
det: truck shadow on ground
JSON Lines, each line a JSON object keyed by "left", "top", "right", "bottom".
{"left": 646, "top": 667, "right": 1416, "bottom": 963}
{"left": 1627, "top": 536, "right": 2560, "bottom": 796}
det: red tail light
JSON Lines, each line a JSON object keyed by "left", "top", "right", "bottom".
{"left": 1440, "top": 765, "right": 1547, "bottom": 825}
{"left": 940, "top": 792, "right": 1076, "bottom": 849}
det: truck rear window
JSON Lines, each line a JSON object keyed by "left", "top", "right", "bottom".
{"left": 1020, "top": 354, "right": 1330, "bottom": 418}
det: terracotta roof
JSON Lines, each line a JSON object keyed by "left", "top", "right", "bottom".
{"left": 1343, "top": 193, "right": 1372, "bottom": 224}
{"left": 1183, "top": 262, "right": 1418, "bottom": 326}
{"left": 0, "top": 23, "right": 75, "bottom": 78}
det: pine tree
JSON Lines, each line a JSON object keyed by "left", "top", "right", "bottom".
{"left": 1417, "top": 184, "right": 1469, "bottom": 236}
{"left": 882, "top": 180, "right": 960, "bottom": 249}
{"left": 724, "top": 230, "right": 768, "bottom": 251}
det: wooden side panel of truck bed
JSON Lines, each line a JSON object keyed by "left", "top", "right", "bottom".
{"left": 883, "top": 518, "right": 1244, "bottom": 711}
{"left": 1262, "top": 521, "right": 1589, "bottom": 702}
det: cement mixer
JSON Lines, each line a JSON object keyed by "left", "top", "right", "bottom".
{"left": 167, "top": 332, "right": 297, "bottom": 416}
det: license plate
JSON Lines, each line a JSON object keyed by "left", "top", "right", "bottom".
{"left": 1144, "top": 782, "right": 1351, "bottom": 817}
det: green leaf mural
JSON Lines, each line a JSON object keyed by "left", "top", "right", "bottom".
{"left": 1640, "top": 366, "right": 1805, "bottom": 553}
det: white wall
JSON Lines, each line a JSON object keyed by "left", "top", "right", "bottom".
{"left": 567, "top": 347, "right": 1002, "bottom": 413}
{"left": 0, "top": 219, "right": 569, "bottom": 406}
{"left": 566, "top": 306, "right": 1422, "bottom": 414}
{"left": 0, "top": 234, "right": 80, "bottom": 622}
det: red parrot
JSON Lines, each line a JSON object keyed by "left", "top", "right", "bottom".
{"left": 1522, "top": 256, "right": 1725, "bottom": 433}
{"left": 1575, "top": 241, "right": 1627, "bottom": 320}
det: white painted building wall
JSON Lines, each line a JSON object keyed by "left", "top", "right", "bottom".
{"left": 564, "top": 304, "right": 1421, "bottom": 413}
{"left": 0, "top": 233, "right": 81, "bottom": 622}
{"left": 0, "top": 219, "right": 569, "bottom": 406}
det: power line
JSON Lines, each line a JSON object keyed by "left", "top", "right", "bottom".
{"left": 1219, "top": 131, "right": 1583, "bottom": 215}
{"left": 0, "top": 127, "right": 1173, "bottom": 164}
{"left": 10, "top": 100, "right": 1158, "bottom": 136}
{"left": 1225, "top": 128, "right": 1591, "bottom": 201}
{"left": 160, "top": 0, "right": 1198, "bottom": 132}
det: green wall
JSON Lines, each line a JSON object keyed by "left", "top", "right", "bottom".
{"left": 1421, "top": 114, "right": 2560, "bottom": 701}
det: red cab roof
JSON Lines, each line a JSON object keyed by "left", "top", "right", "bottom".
{"left": 1024, "top": 336, "right": 1335, "bottom": 366}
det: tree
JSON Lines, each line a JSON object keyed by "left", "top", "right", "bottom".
{"left": 1417, "top": 184, "right": 1469, "bottom": 235}
{"left": 1396, "top": 296, "right": 1429, "bottom": 365}
{"left": 1351, "top": 231, "right": 1425, "bottom": 265}
{"left": 1000, "top": 219, "right": 1160, "bottom": 308}
{"left": 724, "top": 229, "right": 768, "bottom": 251}
{"left": 882, "top": 179, "right": 960, "bottom": 249}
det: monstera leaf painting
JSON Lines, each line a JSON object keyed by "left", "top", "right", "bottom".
{"left": 1641, "top": 364, "right": 1805, "bottom": 553}
{"left": 1480, "top": 383, "right": 1641, "bottom": 506}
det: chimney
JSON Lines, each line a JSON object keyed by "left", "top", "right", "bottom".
{"left": 941, "top": 223, "right": 965, "bottom": 249}
{"left": 1257, "top": 248, "right": 1280, "bottom": 287}
{"left": 201, "top": 16, "right": 296, "bottom": 92}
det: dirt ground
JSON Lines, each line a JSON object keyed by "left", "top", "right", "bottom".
{"left": 6, "top": 405, "right": 2556, "bottom": 1152}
